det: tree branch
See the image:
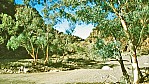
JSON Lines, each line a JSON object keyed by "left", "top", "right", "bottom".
{"left": 137, "top": 19, "right": 146, "bottom": 47}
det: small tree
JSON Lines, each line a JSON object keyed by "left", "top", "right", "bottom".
{"left": 6, "top": 6, "right": 47, "bottom": 64}
{"left": 43, "top": 24, "right": 55, "bottom": 64}
{"left": 96, "top": 18, "right": 131, "bottom": 83}
{"left": 96, "top": 38, "right": 130, "bottom": 83}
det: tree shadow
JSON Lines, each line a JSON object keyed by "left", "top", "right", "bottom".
{"left": 140, "top": 67, "right": 149, "bottom": 82}
{"left": 64, "top": 58, "right": 117, "bottom": 69}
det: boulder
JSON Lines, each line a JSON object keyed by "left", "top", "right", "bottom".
{"left": 101, "top": 66, "right": 113, "bottom": 70}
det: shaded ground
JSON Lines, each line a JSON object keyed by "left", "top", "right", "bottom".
{"left": 0, "top": 53, "right": 149, "bottom": 84}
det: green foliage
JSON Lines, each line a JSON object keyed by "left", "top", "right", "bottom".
{"left": 0, "top": 36, "right": 4, "bottom": 44}
{"left": 24, "top": 0, "right": 149, "bottom": 47}
{"left": 41, "top": 0, "right": 149, "bottom": 46}
{"left": 7, "top": 36, "right": 20, "bottom": 50}
{"left": 0, "top": 13, "right": 15, "bottom": 34}
{"left": 97, "top": 18, "right": 125, "bottom": 40}
{"left": 96, "top": 39, "right": 121, "bottom": 60}
{"left": 122, "top": 3, "right": 149, "bottom": 46}
{"left": 5, "top": 6, "right": 48, "bottom": 59}
{"left": 41, "top": 1, "right": 149, "bottom": 61}
{"left": 1, "top": 0, "right": 147, "bottom": 83}
{"left": 0, "top": 13, "right": 15, "bottom": 45}
{"left": 29, "top": 1, "right": 149, "bottom": 82}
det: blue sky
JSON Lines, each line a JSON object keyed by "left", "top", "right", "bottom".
{"left": 15, "top": 0, "right": 94, "bottom": 39}
{"left": 55, "top": 21, "right": 94, "bottom": 39}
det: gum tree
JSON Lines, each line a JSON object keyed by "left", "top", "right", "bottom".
{"left": 39, "top": 0, "right": 148, "bottom": 83}
{"left": 96, "top": 18, "right": 130, "bottom": 83}
{"left": 23, "top": 0, "right": 149, "bottom": 83}
{"left": 6, "top": 6, "right": 47, "bottom": 64}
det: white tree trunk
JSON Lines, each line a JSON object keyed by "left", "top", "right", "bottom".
{"left": 121, "top": 19, "right": 140, "bottom": 84}
{"left": 131, "top": 53, "right": 139, "bottom": 84}
{"left": 107, "top": 3, "right": 141, "bottom": 83}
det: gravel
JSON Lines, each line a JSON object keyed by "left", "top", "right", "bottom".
{"left": 0, "top": 54, "right": 148, "bottom": 84}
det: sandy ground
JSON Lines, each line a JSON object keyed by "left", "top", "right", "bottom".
{"left": 0, "top": 68, "right": 123, "bottom": 84}
{"left": 0, "top": 54, "right": 149, "bottom": 84}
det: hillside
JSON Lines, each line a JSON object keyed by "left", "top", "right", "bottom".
{"left": 0, "top": 4, "right": 85, "bottom": 59}
{"left": 86, "top": 28, "right": 100, "bottom": 43}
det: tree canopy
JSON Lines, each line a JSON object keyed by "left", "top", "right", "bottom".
{"left": 0, "top": 2, "right": 85, "bottom": 63}
{"left": 0, "top": 0, "right": 149, "bottom": 83}
{"left": 33, "top": 0, "right": 149, "bottom": 83}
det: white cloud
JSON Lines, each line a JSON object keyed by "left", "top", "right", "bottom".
{"left": 73, "top": 24, "right": 94, "bottom": 39}
{"left": 54, "top": 20, "right": 94, "bottom": 39}
{"left": 54, "top": 20, "right": 69, "bottom": 33}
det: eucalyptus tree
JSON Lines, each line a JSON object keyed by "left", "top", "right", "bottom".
{"left": 23, "top": 0, "right": 149, "bottom": 83}
{"left": 95, "top": 19, "right": 131, "bottom": 82}
{"left": 52, "top": 32, "right": 71, "bottom": 56}
{"left": 6, "top": 6, "right": 48, "bottom": 64}
{"left": 41, "top": 0, "right": 148, "bottom": 83}
{"left": 43, "top": 24, "right": 55, "bottom": 63}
